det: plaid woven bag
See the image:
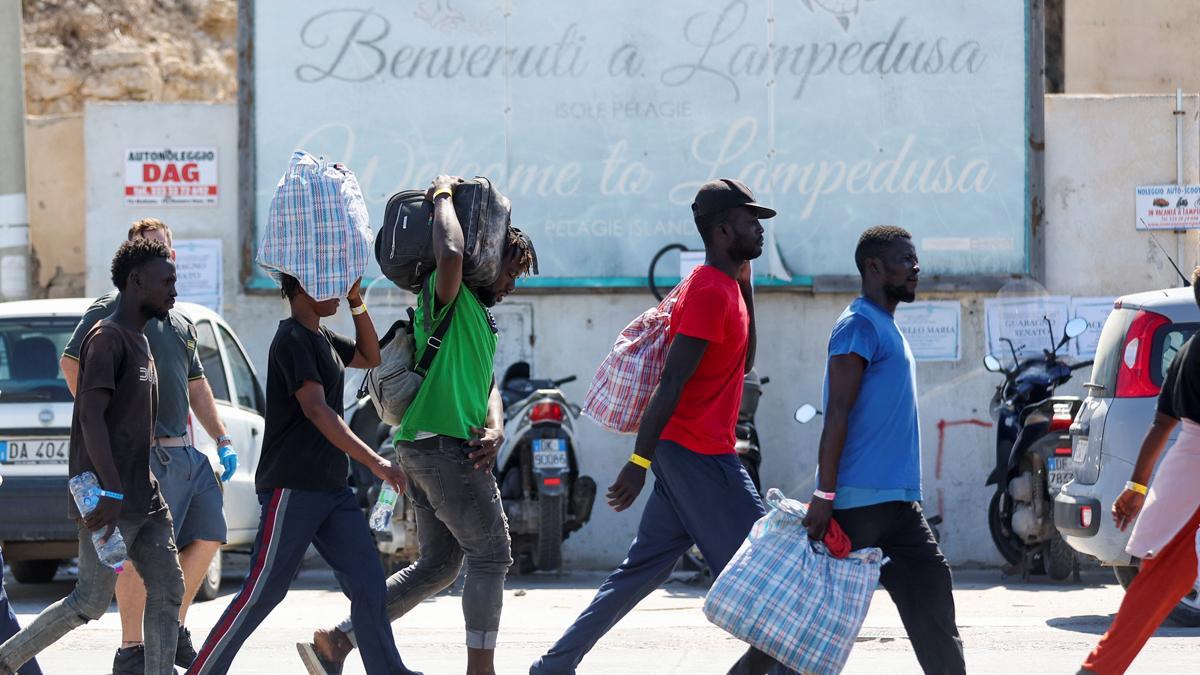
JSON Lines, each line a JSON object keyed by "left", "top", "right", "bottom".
{"left": 582, "top": 281, "right": 685, "bottom": 434}
{"left": 704, "top": 489, "right": 884, "bottom": 674}
{"left": 257, "top": 150, "right": 373, "bottom": 301}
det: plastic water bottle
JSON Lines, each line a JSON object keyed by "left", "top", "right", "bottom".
{"left": 68, "top": 472, "right": 127, "bottom": 569}
{"left": 369, "top": 484, "right": 399, "bottom": 532}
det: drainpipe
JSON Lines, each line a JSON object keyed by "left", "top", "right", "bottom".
{"left": 1175, "top": 88, "right": 1187, "bottom": 282}
{"left": 1176, "top": 88, "right": 1185, "bottom": 187}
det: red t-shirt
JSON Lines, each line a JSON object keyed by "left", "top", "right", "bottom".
{"left": 660, "top": 265, "right": 749, "bottom": 455}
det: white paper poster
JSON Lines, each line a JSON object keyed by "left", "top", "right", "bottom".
{"left": 984, "top": 296, "right": 1072, "bottom": 363}
{"left": 1071, "top": 297, "right": 1117, "bottom": 359}
{"left": 895, "top": 301, "right": 962, "bottom": 362}
{"left": 173, "top": 239, "right": 223, "bottom": 312}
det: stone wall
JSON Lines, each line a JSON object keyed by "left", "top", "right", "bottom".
{"left": 22, "top": 0, "right": 236, "bottom": 115}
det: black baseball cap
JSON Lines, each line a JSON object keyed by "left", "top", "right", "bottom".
{"left": 691, "top": 178, "right": 777, "bottom": 219}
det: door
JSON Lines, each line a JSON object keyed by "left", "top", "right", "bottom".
{"left": 490, "top": 302, "right": 534, "bottom": 383}
{"left": 193, "top": 320, "right": 255, "bottom": 542}
{"left": 214, "top": 322, "right": 267, "bottom": 542}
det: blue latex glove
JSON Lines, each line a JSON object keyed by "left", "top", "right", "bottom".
{"left": 218, "top": 443, "right": 238, "bottom": 482}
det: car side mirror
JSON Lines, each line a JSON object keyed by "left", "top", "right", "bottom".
{"left": 983, "top": 355, "right": 1003, "bottom": 373}
{"left": 1065, "top": 317, "right": 1088, "bottom": 340}
{"left": 794, "top": 404, "right": 820, "bottom": 424}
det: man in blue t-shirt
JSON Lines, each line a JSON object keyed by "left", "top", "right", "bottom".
{"left": 804, "top": 226, "right": 965, "bottom": 675}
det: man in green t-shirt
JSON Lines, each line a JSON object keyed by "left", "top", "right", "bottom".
{"left": 297, "top": 176, "right": 537, "bottom": 675}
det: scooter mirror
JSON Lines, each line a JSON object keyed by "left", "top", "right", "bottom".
{"left": 1065, "top": 317, "right": 1088, "bottom": 339}
{"left": 983, "top": 355, "right": 1003, "bottom": 372}
{"left": 794, "top": 404, "right": 820, "bottom": 424}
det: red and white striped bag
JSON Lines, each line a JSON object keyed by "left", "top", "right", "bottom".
{"left": 582, "top": 283, "right": 685, "bottom": 434}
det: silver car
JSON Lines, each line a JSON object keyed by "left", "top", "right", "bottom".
{"left": 1055, "top": 286, "right": 1200, "bottom": 625}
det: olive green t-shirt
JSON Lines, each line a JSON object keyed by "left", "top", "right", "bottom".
{"left": 397, "top": 271, "right": 498, "bottom": 442}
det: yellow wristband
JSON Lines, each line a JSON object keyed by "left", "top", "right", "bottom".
{"left": 350, "top": 303, "right": 368, "bottom": 316}
{"left": 1125, "top": 481, "right": 1148, "bottom": 496}
{"left": 432, "top": 187, "right": 453, "bottom": 200}
{"left": 629, "top": 453, "right": 651, "bottom": 470}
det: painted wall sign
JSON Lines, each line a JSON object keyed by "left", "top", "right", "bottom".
{"left": 1135, "top": 184, "right": 1200, "bottom": 230}
{"left": 896, "top": 301, "right": 962, "bottom": 362}
{"left": 250, "top": 1, "right": 1029, "bottom": 287}
{"left": 124, "top": 147, "right": 218, "bottom": 206}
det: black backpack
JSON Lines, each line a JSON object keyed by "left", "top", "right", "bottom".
{"left": 375, "top": 177, "right": 511, "bottom": 292}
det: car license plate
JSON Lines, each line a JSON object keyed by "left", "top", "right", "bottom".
{"left": 532, "top": 439, "right": 567, "bottom": 470}
{"left": 0, "top": 438, "right": 69, "bottom": 464}
{"left": 1071, "top": 436, "right": 1088, "bottom": 463}
{"left": 1047, "top": 456, "right": 1074, "bottom": 491}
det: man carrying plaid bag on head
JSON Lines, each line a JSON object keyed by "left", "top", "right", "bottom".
{"left": 531, "top": 179, "right": 789, "bottom": 675}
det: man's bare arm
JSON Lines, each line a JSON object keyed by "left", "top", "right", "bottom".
{"left": 804, "top": 353, "right": 866, "bottom": 539}
{"left": 607, "top": 335, "right": 708, "bottom": 512}
{"left": 294, "top": 381, "right": 406, "bottom": 491}
{"left": 187, "top": 378, "right": 228, "bottom": 441}
{"left": 430, "top": 176, "right": 465, "bottom": 307}
{"left": 61, "top": 356, "right": 79, "bottom": 398}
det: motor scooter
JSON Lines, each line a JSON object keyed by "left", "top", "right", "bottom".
{"left": 983, "top": 316, "right": 1092, "bottom": 580}
{"left": 496, "top": 362, "right": 597, "bottom": 572}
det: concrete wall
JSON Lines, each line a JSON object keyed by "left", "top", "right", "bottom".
{"left": 25, "top": 114, "right": 85, "bottom": 298}
{"left": 78, "top": 96, "right": 1200, "bottom": 568}
{"left": 1065, "top": 1, "right": 1200, "bottom": 94}
{"left": 1, "top": 0, "right": 29, "bottom": 300}
{"left": 1044, "top": 94, "right": 1200, "bottom": 294}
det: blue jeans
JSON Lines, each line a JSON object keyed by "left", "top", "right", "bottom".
{"left": 0, "top": 550, "right": 41, "bottom": 675}
{"left": 531, "top": 440, "right": 766, "bottom": 674}
{"left": 338, "top": 435, "right": 512, "bottom": 649}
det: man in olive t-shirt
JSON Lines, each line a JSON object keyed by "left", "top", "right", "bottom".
{"left": 299, "top": 175, "right": 539, "bottom": 675}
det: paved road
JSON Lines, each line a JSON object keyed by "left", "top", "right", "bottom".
{"left": 4, "top": 562, "right": 1197, "bottom": 674}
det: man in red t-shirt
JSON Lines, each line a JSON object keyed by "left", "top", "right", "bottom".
{"left": 532, "top": 179, "right": 786, "bottom": 675}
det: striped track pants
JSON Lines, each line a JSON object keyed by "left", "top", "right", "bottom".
{"left": 187, "top": 487, "right": 414, "bottom": 675}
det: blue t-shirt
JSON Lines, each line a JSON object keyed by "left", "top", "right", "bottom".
{"left": 821, "top": 297, "right": 922, "bottom": 509}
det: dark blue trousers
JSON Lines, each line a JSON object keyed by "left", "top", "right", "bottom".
{"left": 532, "top": 440, "right": 766, "bottom": 674}
{"left": 0, "top": 549, "right": 41, "bottom": 675}
{"left": 188, "top": 488, "right": 416, "bottom": 675}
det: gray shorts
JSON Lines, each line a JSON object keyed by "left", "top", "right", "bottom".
{"left": 151, "top": 442, "right": 227, "bottom": 548}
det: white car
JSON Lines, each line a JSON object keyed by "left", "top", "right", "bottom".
{"left": 0, "top": 298, "right": 265, "bottom": 600}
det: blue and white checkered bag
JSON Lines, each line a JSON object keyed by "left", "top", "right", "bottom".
{"left": 257, "top": 150, "right": 373, "bottom": 301}
{"left": 704, "top": 488, "right": 884, "bottom": 675}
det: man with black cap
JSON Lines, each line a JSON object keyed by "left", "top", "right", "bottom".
{"left": 531, "top": 179, "right": 787, "bottom": 675}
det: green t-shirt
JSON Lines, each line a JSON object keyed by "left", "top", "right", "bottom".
{"left": 397, "top": 272, "right": 498, "bottom": 441}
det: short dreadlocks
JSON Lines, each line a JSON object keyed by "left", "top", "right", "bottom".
{"left": 506, "top": 226, "right": 538, "bottom": 276}
{"left": 111, "top": 236, "right": 171, "bottom": 291}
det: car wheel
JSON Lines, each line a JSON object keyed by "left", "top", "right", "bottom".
{"left": 194, "top": 551, "right": 223, "bottom": 602}
{"left": 1046, "top": 534, "right": 1077, "bottom": 581}
{"left": 1113, "top": 563, "right": 1200, "bottom": 627}
{"left": 9, "top": 559, "right": 59, "bottom": 584}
